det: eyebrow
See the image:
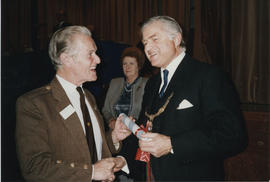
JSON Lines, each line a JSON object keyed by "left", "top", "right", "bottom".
{"left": 89, "top": 43, "right": 97, "bottom": 53}
{"left": 142, "top": 34, "right": 158, "bottom": 43}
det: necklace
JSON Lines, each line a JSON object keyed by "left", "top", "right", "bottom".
{"left": 145, "top": 92, "right": 174, "bottom": 131}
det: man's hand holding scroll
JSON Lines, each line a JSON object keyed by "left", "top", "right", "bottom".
{"left": 139, "top": 132, "right": 173, "bottom": 158}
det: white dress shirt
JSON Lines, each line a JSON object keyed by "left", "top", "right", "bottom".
{"left": 56, "top": 75, "right": 103, "bottom": 160}
{"left": 159, "top": 51, "right": 185, "bottom": 154}
{"left": 159, "top": 51, "right": 186, "bottom": 93}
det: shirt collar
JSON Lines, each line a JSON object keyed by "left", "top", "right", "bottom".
{"left": 56, "top": 74, "right": 81, "bottom": 95}
{"left": 160, "top": 50, "right": 186, "bottom": 81}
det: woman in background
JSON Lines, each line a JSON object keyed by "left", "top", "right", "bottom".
{"left": 102, "top": 47, "right": 148, "bottom": 181}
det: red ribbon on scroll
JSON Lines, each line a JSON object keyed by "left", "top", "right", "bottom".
{"left": 135, "top": 124, "right": 153, "bottom": 182}
{"left": 135, "top": 124, "right": 150, "bottom": 162}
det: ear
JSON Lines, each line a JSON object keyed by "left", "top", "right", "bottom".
{"left": 60, "top": 53, "right": 72, "bottom": 67}
{"left": 173, "top": 33, "right": 182, "bottom": 47}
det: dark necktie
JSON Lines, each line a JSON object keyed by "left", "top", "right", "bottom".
{"left": 159, "top": 69, "right": 169, "bottom": 97}
{"left": 76, "top": 87, "right": 98, "bottom": 163}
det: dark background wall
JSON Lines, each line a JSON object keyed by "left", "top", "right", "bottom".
{"left": 2, "top": 0, "right": 269, "bottom": 104}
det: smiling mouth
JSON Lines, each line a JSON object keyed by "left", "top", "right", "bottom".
{"left": 148, "top": 53, "right": 157, "bottom": 59}
{"left": 90, "top": 66, "right": 96, "bottom": 71}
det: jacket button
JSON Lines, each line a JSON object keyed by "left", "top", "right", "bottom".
{"left": 83, "top": 164, "right": 88, "bottom": 169}
{"left": 70, "top": 163, "right": 75, "bottom": 168}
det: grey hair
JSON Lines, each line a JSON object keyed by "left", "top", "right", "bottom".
{"left": 141, "top": 16, "right": 185, "bottom": 48}
{"left": 48, "top": 25, "right": 92, "bottom": 69}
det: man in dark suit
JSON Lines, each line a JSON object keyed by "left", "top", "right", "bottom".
{"left": 138, "top": 16, "right": 248, "bottom": 181}
{"left": 16, "top": 26, "right": 131, "bottom": 182}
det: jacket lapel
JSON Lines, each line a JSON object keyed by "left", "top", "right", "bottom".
{"left": 162, "top": 54, "right": 190, "bottom": 100}
{"left": 145, "top": 74, "right": 162, "bottom": 114}
{"left": 84, "top": 90, "right": 112, "bottom": 158}
{"left": 111, "top": 78, "right": 125, "bottom": 117}
{"left": 50, "top": 77, "right": 90, "bottom": 158}
{"left": 84, "top": 91, "right": 105, "bottom": 132}
{"left": 146, "top": 55, "right": 192, "bottom": 131}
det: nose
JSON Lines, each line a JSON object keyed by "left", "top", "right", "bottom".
{"left": 125, "top": 64, "right": 130, "bottom": 69}
{"left": 94, "top": 53, "right": 101, "bottom": 64}
{"left": 144, "top": 42, "right": 152, "bottom": 55}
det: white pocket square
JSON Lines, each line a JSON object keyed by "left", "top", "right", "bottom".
{"left": 177, "top": 99, "right": 193, "bottom": 110}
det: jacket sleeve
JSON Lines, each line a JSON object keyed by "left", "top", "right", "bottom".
{"left": 102, "top": 80, "right": 117, "bottom": 123}
{"left": 16, "top": 96, "right": 93, "bottom": 182}
{"left": 137, "top": 76, "right": 154, "bottom": 126}
{"left": 105, "top": 129, "right": 122, "bottom": 155}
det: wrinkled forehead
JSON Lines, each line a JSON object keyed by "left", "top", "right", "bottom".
{"left": 142, "top": 21, "right": 167, "bottom": 41}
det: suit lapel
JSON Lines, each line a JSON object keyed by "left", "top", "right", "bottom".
{"left": 146, "top": 74, "right": 162, "bottom": 114}
{"left": 84, "top": 90, "right": 112, "bottom": 158}
{"left": 162, "top": 54, "right": 191, "bottom": 100}
{"left": 146, "top": 55, "right": 192, "bottom": 131}
{"left": 50, "top": 77, "right": 90, "bottom": 157}
{"left": 84, "top": 91, "right": 105, "bottom": 132}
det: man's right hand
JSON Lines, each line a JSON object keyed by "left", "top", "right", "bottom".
{"left": 92, "top": 158, "right": 116, "bottom": 181}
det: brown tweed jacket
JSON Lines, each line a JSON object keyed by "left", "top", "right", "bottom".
{"left": 16, "top": 77, "right": 118, "bottom": 182}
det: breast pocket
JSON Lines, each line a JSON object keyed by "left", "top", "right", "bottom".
{"left": 161, "top": 102, "right": 200, "bottom": 134}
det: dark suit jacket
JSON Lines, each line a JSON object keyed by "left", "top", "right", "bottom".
{"left": 16, "top": 77, "right": 118, "bottom": 182}
{"left": 138, "top": 54, "right": 248, "bottom": 181}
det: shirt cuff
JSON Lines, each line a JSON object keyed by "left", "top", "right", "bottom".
{"left": 114, "top": 142, "right": 120, "bottom": 150}
{"left": 117, "top": 156, "right": 130, "bottom": 174}
{"left": 91, "top": 165, "right": 95, "bottom": 179}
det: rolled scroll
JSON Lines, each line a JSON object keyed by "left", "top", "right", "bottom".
{"left": 120, "top": 113, "right": 151, "bottom": 141}
{"left": 119, "top": 113, "right": 151, "bottom": 162}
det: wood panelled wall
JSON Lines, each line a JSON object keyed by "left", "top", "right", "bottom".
{"left": 2, "top": 0, "right": 269, "bottom": 104}
{"left": 2, "top": 0, "right": 190, "bottom": 51}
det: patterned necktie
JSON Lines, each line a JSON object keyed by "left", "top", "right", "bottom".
{"left": 76, "top": 87, "right": 98, "bottom": 163}
{"left": 159, "top": 69, "right": 169, "bottom": 97}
